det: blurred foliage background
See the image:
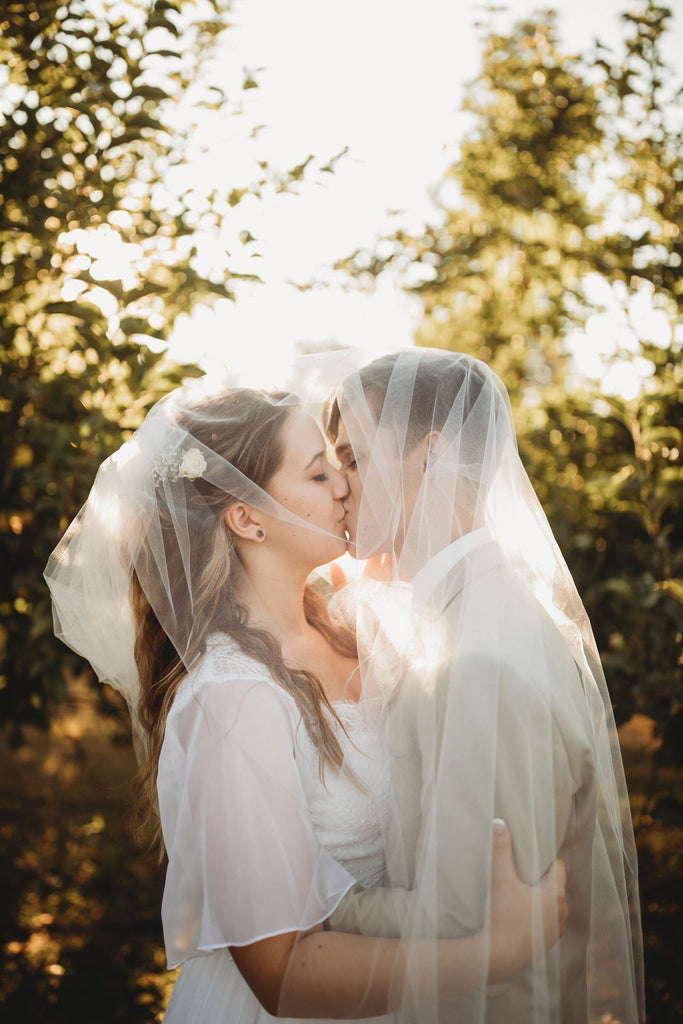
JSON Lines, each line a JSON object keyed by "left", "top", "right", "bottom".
{"left": 1, "top": 0, "right": 681, "bottom": 1020}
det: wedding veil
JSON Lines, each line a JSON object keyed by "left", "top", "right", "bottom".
{"left": 43, "top": 353, "right": 644, "bottom": 1022}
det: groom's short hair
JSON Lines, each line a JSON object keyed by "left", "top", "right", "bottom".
{"left": 324, "top": 351, "right": 496, "bottom": 452}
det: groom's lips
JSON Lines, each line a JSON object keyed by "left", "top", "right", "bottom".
{"left": 337, "top": 516, "right": 350, "bottom": 542}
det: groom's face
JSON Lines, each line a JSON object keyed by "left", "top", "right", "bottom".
{"left": 333, "top": 414, "right": 427, "bottom": 559}
{"left": 333, "top": 416, "right": 365, "bottom": 547}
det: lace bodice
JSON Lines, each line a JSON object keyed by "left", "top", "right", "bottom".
{"left": 296, "top": 698, "right": 391, "bottom": 888}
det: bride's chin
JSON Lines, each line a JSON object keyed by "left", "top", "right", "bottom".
{"left": 318, "top": 537, "right": 349, "bottom": 565}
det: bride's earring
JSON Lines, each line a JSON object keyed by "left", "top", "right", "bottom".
{"left": 256, "top": 529, "right": 265, "bottom": 539}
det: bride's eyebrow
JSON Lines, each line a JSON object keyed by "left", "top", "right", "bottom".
{"left": 335, "top": 442, "right": 352, "bottom": 461}
{"left": 305, "top": 450, "right": 326, "bottom": 469}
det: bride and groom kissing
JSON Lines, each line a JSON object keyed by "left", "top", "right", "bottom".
{"left": 46, "top": 347, "right": 643, "bottom": 1023}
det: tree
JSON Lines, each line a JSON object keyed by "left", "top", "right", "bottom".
{"left": 561, "top": 1, "right": 683, "bottom": 756}
{"left": 334, "top": 3, "right": 682, "bottom": 763}
{"left": 336, "top": 9, "right": 604, "bottom": 404}
{"left": 526, "top": 3, "right": 683, "bottom": 757}
{"left": 0, "top": 0, "right": 299, "bottom": 732}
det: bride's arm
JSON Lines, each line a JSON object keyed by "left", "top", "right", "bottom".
{"left": 232, "top": 926, "right": 483, "bottom": 1019}
{"left": 230, "top": 821, "right": 567, "bottom": 1019}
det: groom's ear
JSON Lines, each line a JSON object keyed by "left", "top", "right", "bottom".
{"left": 421, "top": 430, "right": 442, "bottom": 471}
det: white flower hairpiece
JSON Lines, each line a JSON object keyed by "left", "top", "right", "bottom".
{"left": 154, "top": 447, "right": 207, "bottom": 485}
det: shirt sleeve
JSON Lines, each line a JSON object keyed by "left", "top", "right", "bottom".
{"left": 159, "top": 675, "right": 356, "bottom": 967}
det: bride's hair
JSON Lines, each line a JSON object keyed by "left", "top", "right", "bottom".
{"left": 131, "top": 388, "right": 356, "bottom": 854}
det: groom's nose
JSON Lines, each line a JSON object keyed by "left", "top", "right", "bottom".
{"left": 331, "top": 466, "right": 350, "bottom": 501}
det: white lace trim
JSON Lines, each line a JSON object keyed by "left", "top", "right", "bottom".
{"left": 331, "top": 699, "right": 366, "bottom": 732}
{"left": 204, "top": 633, "right": 267, "bottom": 680}
{"left": 172, "top": 633, "right": 267, "bottom": 707}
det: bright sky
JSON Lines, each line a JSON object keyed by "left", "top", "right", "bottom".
{"left": 124, "top": 2, "right": 683, "bottom": 393}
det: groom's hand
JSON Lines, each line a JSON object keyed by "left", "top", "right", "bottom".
{"left": 329, "top": 561, "right": 348, "bottom": 591}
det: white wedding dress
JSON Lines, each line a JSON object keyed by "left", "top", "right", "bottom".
{"left": 160, "top": 634, "right": 392, "bottom": 1023}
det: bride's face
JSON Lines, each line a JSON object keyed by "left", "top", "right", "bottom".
{"left": 265, "top": 411, "right": 349, "bottom": 569}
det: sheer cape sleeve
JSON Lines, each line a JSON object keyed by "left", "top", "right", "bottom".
{"left": 158, "top": 639, "right": 356, "bottom": 968}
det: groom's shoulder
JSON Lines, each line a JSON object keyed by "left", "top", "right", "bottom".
{"left": 447, "top": 560, "right": 570, "bottom": 646}
{"left": 441, "top": 563, "right": 580, "bottom": 689}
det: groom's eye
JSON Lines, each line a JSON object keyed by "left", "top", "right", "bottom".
{"left": 312, "top": 472, "right": 329, "bottom": 482}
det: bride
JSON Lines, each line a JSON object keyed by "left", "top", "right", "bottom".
{"left": 45, "top": 377, "right": 567, "bottom": 1022}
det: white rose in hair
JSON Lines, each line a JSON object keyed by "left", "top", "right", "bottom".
{"left": 180, "top": 448, "right": 207, "bottom": 479}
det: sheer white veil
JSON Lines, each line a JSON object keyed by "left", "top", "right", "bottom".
{"left": 326, "top": 348, "right": 644, "bottom": 1023}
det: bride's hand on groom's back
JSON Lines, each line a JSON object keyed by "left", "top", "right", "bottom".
{"left": 488, "top": 818, "right": 568, "bottom": 984}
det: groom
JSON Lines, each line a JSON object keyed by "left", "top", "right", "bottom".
{"left": 324, "top": 352, "right": 599, "bottom": 1023}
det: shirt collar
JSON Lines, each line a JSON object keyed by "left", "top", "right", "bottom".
{"left": 411, "top": 526, "right": 496, "bottom": 612}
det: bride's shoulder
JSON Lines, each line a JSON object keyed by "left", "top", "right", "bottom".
{"left": 203, "top": 631, "right": 270, "bottom": 680}
{"left": 173, "top": 632, "right": 295, "bottom": 718}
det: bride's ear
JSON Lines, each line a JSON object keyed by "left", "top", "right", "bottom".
{"left": 223, "top": 503, "right": 266, "bottom": 542}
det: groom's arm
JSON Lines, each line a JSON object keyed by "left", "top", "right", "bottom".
{"left": 329, "top": 652, "right": 579, "bottom": 939}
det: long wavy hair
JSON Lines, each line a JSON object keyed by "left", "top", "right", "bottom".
{"left": 131, "top": 388, "right": 356, "bottom": 855}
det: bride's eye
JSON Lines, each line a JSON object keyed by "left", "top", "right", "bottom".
{"left": 313, "top": 472, "right": 329, "bottom": 482}
{"left": 346, "top": 459, "right": 357, "bottom": 471}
